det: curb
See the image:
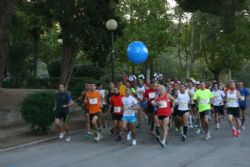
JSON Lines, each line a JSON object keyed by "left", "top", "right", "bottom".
{"left": 0, "top": 129, "right": 84, "bottom": 152}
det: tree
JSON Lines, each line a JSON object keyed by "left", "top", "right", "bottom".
{"left": 0, "top": 0, "right": 15, "bottom": 87}
{"left": 115, "top": 0, "right": 172, "bottom": 79}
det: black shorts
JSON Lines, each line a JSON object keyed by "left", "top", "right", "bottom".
{"left": 177, "top": 110, "right": 189, "bottom": 117}
{"left": 157, "top": 115, "right": 169, "bottom": 121}
{"left": 199, "top": 110, "right": 210, "bottom": 119}
{"left": 112, "top": 113, "right": 123, "bottom": 121}
{"left": 172, "top": 106, "right": 179, "bottom": 117}
{"left": 240, "top": 106, "right": 247, "bottom": 111}
{"left": 227, "top": 107, "right": 240, "bottom": 118}
{"left": 56, "top": 112, "right": 68, "bottom": 122}
{"left": 213, "top": 106, "right": 224, "bottom": 115}
{"left": 191, "top": 103, "right": 197, "bottom": 109}
{"left": 89, "top": 112, "right": 101, "bottom": 121}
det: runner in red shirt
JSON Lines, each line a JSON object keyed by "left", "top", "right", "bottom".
{"left": 109, "top": 87, "right": 124, "bottom": 141}
{"left": 155, "top": 85, "right": 175, "bottom": 147}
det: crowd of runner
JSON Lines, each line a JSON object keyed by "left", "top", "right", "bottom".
{"left": 54, "top": 74, "right": 249, "bottom": 147}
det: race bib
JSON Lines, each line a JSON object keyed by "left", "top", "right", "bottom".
{"left": 180, "top": 102, "right": 188, "bottom": 107}
{"left": 114, "top": 106, "right": 121, "bottom": 113}
{"left": 199, "top": 98, "right": 209, "bottom": 105}
{"left": 228, "top": 98, "right": 236, "bottom": 103}
{"left": 89, "top": 98, "right": 98, "bottom": 105}
{"left": 159, "top": 101, "right": 167, "bottom": 108}
{"left": 149, "top": 92, "right": 156, "bottom": 99}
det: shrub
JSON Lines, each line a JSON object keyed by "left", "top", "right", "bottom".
{"left": 20, "top": 91, "right": 56, "bottom": 134}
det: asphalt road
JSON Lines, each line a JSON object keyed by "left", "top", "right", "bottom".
{"left": 1, "top": 112, "right": 250, "bottom": 167}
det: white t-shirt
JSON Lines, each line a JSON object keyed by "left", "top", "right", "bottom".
{"left": 122, "top": 95, "right": 138, "bottom": 116}
{"left": 136, "top": 85, "right": 146, "bottom": 101}
{"left": 98, "top": 89, "right": 106, "bottom": 105}
{"left": 227, "top": 90, "right": 239, "bottom": 108}
{"left": 177, "top": 90, "right": 190, "bottom": 111}
{"left": 212, "top": 90, "right": 225, "bottom": 106}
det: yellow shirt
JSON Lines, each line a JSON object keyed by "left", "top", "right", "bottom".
{"left": 119, "top": 84, "right": 126, "bottom": 96}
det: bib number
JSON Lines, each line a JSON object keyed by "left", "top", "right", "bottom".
{"left": 149, "top": 92, "right": 156, "bottom": 99}
{"left": 159, "top": 101, "right": 167, "bottom": 108}
{"left": 114, "top": 106, "right": 121, "bottom": 113}
{"left": 89, "top": 98, "right": 98, "bottom": 105}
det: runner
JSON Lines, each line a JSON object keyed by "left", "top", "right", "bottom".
{"left": 154, "top": 85, "right": 175, "bottom": 147}
{"left": 107, "top": 82, "right": 116, "bottom": 134}
{"left": 144, "top": 81, "right": 157, "bottom": 134}
{"left": 193, "top": 81, "right": 214, "bottom": 140}
{"left": 211, "top": 82, "right": 225, "bottom": 129}
{"left": 136, "top": 77, "right": 146, "bottom": 128}
{"left": 97, "top": 83, "right": 108, "bottom": 128}
{"left": 172, "top": 82, "right": 181, "bottom": 132}
{"left": 78, "top": 83, "right": 93, "bottom": 138}
{"left": 225, "top": 81, "right": 242, "bottom": 137}
{"left": 109, "top": 86, "right": 124, "bottom": 141}
{"left": 54, "top": 84, "right": 74, "bottom": 142}
{"left": 85, "top": 83, "right": 103, "bottom": 141}
{"left": 122, "top": 88, "right": 140, "bottom": 146}
{"left": 187, "top": 80, "right": 196, "bottom": 128}
{"left": 238, "top": 82, "right": 249, "bottom": 130}
{"left": 176, "top": 84, "right": 192, "bottom": 141}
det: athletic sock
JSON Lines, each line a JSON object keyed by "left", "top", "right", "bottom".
{"left": 183, "top": 126, "right": 188, "bottom": 136}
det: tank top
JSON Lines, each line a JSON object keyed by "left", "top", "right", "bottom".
{"left": 227, "top": 90, "right": 239, "bottom": 108}
{"left": 177, "top": 90, "right": 190, "bottom": 111}
{"left": 156, "top": 94, "right": 171, "bottom": 116}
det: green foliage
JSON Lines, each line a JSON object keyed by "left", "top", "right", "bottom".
{"left": 20, "top": 92, "right": 56, "bottom": 133}
{"left": 115, "top": 0, "right": 172, "bottom": 65}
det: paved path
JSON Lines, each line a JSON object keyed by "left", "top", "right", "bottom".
{"left": 1, "top": 113, "right": 250, "bottom": 167}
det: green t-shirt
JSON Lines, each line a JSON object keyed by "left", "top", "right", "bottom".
{"left": 193, "top": 89, "right": 214, "bottom": 112}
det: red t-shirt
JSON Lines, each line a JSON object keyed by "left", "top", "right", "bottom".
{"left": 110, "top": 94, "right": 123, "bottom": 115}
{"left": 144, "top": 88, "right": 157, "bottom": 106}
{"left": 156, "top": 94, "right": 171, "bottom": 116}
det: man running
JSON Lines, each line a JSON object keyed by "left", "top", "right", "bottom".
{"left": 144, "top": 81, "right": 157, "bottom": 134}
{"left": 54, "top": 84, "right": 74, "bottom": 142}
{"left": 176, "top": 84, "right": 192, "bottom": 141}
{"left": 225, "top": 81, "right": 242, "bottom": 137}
{"left": 155, "top": 85, "right": 175, "bottom": 147}
{"left": 187, "top": 80, "right": 196, "bottom": 128}
{"left": 136, "top": 77, "right": 146, "bottom": 128}
{"left": 238, "top": 82, "right": 249, "bottom": 130}
{"left": 97, "top": 83, "right": 108, "bottom": 128}
{"left": 122, "top": 88, "right": 140, "bottom": 146}
{"left": 211, "top": 82, "right": 225, "bottom": 129}
{"left": 109, "top": 86, "right": 124, "bottom": 141}
{"left": 85, "top": 83, "right": 103, "bottom": 141}
{"left": 193, "top": 81, "right": 214, "bottom": 140}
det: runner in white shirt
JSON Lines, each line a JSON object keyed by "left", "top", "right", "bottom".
{"left": 176, "top": 84, "right": 192, "bottom": 141}
{"left": 187, "top": 81, "right": 196, "bottom": 128}
{"left": 225, "top": 81, "right": 242, "bottom": 137}
{"left": 122, "top": 88, "right": 140, "bottom": 146}
{"left": 211, "top": 82, "right": 225, "bottom": 129}
{"left": 136, "top": 78, "right": 146, "bottom": 128}
{"left": 97, "top": 83, "right": 108, "bottom": 128}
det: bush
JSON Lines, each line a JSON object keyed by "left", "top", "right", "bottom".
{"left": 20, "top": 91, "right": 56, "bottom": 134}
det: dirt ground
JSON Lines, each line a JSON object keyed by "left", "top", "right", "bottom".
{"left": 0, "top": 88, "right": 85, "bottom": 149}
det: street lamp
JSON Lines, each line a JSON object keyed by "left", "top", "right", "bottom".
{"left": 106, "top": 19, "right": 118, "bottom": 82}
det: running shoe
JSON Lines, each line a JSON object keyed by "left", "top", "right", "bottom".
{"left": 232, "top": 128, "right": 237, "bottom": 137}
{"left": 132, "top": 139, "right": 137, "bottom": 146}
{"left": 94, "top": 132, "right": 103, "bottom": 142}
{"left": 195, "top": 128, "right": 201, "bottom": 134}
{"left": 241, "top": 125, "right": 246, "bottom": 130}
{"left": 84, "top": 131, "right": 94, "bottom": 138}
{"left": 59, "top": 132, "right": 65, "bottom": 139}
{"left": 205, "top": 132, "right": 211, "bottom": 140}
{"left": 65, "top": 136, "right": 71, "bottom": 142}
{"left": 215, "top": 123, "right": 220, "bottom": 129}
{"left": 182, "top": 135, "right": 186, "bottom": 142}
{"left": 127, "top": 131, "right": 131, "bottom": 141}
{"left": 160, "top": 140, "right": 166, "bottom": 148}
{"left": 236, "top": 130, "right": 241, "bottom": 137}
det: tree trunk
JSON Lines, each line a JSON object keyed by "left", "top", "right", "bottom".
{"left": 146, "top": 63, "right": 150, "bottom": 80}
{"left": 213, "top": 71, "right": 221, "bottom": 82}
{"left": 0, "top": 0, "right": 15, "bottom": 87}
{"left": 59, "top": 42, "right": 76, "bottom": 89}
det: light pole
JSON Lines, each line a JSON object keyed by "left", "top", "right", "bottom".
{"left": 106, "top": 19, "right": 117, "bottom": 82}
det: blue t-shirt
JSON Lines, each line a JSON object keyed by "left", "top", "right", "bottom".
{"left": 239, "top": 88, "right": 249, "bottom": 107}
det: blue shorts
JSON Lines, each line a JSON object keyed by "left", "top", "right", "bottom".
{"left": 138, "top": 101, "right": 146, "bottom": 110}
{"left": 122, "top": 116, "right": 137, "bottom": 124}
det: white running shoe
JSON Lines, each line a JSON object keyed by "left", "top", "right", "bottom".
{"left": 241, "top": 125, "right": 246, "bottom": 130}
{"left": 205, "top": 132, "right": 211, "bottom": 140}
{"left": 65, "top": 136, "right": 71, "bottom": 142}
{"left": 195, "top": 128, "right": 201, "bottom": 134}
{"left": 94, "top": 132, "right": 103, "bottom": 142}
{"left": 59, "top": 132, "right": 65, "bottom": 139}
{"left": 127, "top": 131, "right": 131, "bottom": 141}
{"left": 132, "top": 139, "right": 137, "bottom": 146}
{"left": 216, "top": 123, "right": 220, "bottom": 129}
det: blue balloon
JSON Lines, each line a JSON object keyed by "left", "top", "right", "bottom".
{"left": 127, "top": 41, "right": 149, "bottom": 64}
